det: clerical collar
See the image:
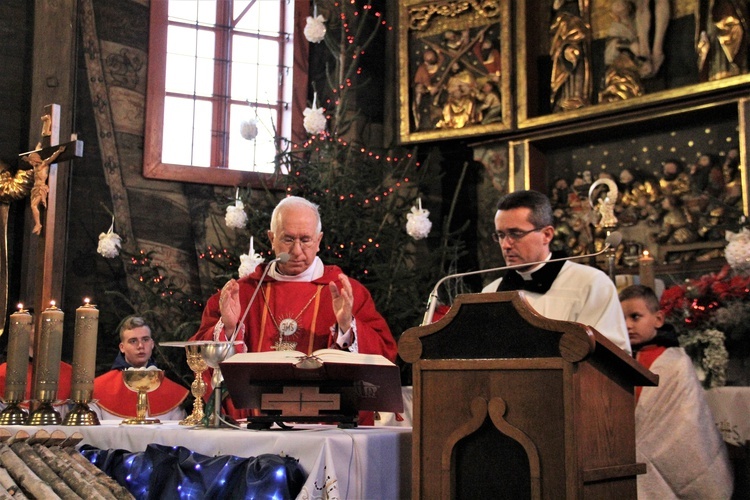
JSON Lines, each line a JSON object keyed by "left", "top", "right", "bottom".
{"left": 269, "top": 256, "right": 325, "bottom": 282}
{"left": 497, "top": 252, "right": 565, "bottom": 294}
{"left": 516, "top": 252, "right": 552, "bottom": 279}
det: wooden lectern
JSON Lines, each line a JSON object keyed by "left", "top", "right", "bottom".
{"left": 399, "top": 291, "right": 658, "bottom": 499}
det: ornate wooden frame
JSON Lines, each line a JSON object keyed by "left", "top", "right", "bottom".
{"left": 398, "top": 0, "right": 513, "bottom": 144}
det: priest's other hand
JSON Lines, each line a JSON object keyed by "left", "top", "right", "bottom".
{"left": 329, "top": 273, "right": 353, "bottom": 332}
{"left": 219, "top": 279, "right": 241, "bottom": 332}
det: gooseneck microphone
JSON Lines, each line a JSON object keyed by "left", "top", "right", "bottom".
{"left": 420, "top": 232, "right": 623, "bottom": 326}
{"left": 229, "top": 252, "right": 291, "bottom": 343}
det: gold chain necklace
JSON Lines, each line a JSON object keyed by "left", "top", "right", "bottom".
{"left": 261, "top": 283, "right": 322, "bottom": 340}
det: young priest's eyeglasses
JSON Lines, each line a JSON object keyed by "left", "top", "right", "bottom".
{"left": 491, "top": 228, "right": 543, "bottom": 243}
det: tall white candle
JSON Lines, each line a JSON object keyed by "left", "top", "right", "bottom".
{"left": 33, "top": 301, "right": 64, "bottom": 402}
{"left": 71, "top": 299, "right": 99, "bottom": 402}
{"left": 6, "top": 305, "right": 32, "bottom": 401}
{"left": 639, "top": 250, "right": 656, "bottom": 291}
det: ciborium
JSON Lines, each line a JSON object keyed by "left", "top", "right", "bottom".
{"left": 120, "top": 368, "right": 164, "bottom": 425}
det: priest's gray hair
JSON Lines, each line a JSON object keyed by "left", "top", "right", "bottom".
{"left": 271, "top": 196, "right": 322, "bottom": 234}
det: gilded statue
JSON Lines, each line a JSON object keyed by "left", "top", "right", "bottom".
{"left": 653, "top": 195, "right": 699, "bottom": 247}
{"left": 550, "top": 0, "right": 592, "bottom": 112}
{"left": 658, "top": 158, "right": 691, "bottom": 198}
{"left": 436, "top": 62, "right": 478, "bottom": 129}
{"left": 21, "top": 145, "right": 66, "bottom": 235}
{"left": 600, "top": 0, "right": 644, "bottom": 102}
{"left": 698, "top": 0, "right": 750, "bottom": 81}
{"left": 0, "top": 161, "right": 34, "bottom": 337}
{"left": 0, "top": 162, "right": 34, "bottom": 203}
{"left": 634, "top": 0, "right": 670, "bottom": 78}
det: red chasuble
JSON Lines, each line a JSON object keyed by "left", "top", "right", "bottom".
{"left": 92, "top": 370, "right": 188, "bottom": 418}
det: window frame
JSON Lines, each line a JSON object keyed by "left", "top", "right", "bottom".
{"left": 143, "top": 0, "right": 309, "bottom": 187}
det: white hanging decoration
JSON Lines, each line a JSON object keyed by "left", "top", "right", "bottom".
{"left": 225, "top": 188, "right": 248, "bottom": 229}
{"left": 239, "top": 117, "right": 258, "bottom": 141}
{"left": 406, "top": 197, "right": 432, "bottom": 240}
{"left": 304, "top": 4, "right": 326, "bottom": 43}
{"left": 725, "top": 225, "right": 750, "bottom": 271}
{"left": 303, "top": 92, "right": 327, "bottom": 135}
{"left": 97, "top": 216, "right": 122, "bottom": 258}
{"left": 238, "top": 236, "right": 265, "bottom": 278}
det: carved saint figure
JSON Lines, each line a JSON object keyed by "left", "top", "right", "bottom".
{"left": 550, "top": 1, "right": 592, "bottom": 112}
{"left": 634, "top": 0, "right": 670, "bottom": 77}
{"left": 21, "top": 145, "right": 66, "bottom": 235}
{"left": 436, "top": 62, "right": 478, "bottom": 129}
{"left": 600, "top": 0, "right": 645, "bottom": 102}
{"left": 412, "top": 49, "right": 443, "bottom": 130}
{"left": 698, "top": 0, "right": 750, "bottom": 81}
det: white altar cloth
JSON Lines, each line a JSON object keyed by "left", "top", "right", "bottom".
{"left": 705, "top": 386, "right": 750, "bottom": 446}
{"left": 2, "top": 422, "right": 412, "bottom": 500}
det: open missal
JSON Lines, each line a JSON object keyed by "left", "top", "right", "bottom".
{"left": 220, "top": 349, "right": 404, "bottom": 418}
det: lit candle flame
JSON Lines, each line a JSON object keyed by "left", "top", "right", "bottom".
{"left": 642, "top": 250, "right": 650, "bottom": 258}
{"left": 17, "top": 303, "right": 23, "bottom": 311}
{"left": 84, "top": 297, "right": 91, "bottom": 306}
{"left": 50, "top": 300, "right": 56, "bottom": 307}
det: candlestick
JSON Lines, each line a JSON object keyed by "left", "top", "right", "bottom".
{"left": 71, "top": 300, "right": 99, "bottom": 401}
{"left": 28, "top": 301, "right": 64, "bottom": 425}
{"left": 639, "top": 250, "right": 656, "bottom": 291}
{"left": 63, "top": 299, "right": 101, "bottom": 426}
{"left": 5, "top": 305, "right": 31, "bottom": 400}
{"left": 0, "top": 305, "right": 32, "bottom": 425}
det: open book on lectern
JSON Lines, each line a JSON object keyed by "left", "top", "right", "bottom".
{"left": 220, "top": 349, "right": 404, "bottom": 413}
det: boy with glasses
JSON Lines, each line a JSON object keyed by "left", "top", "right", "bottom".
{"left": 482, "top": 190, "right": 631, "bottom": 353}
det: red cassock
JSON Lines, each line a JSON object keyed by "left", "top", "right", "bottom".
{"left": 191, "top": 263, "right": 398, "bottom": 422}
{"left": 0, "top": 361, "right": 72, "bottom": 402}
{"left": 92, "top": 370, "right": 188, "bottom": 418}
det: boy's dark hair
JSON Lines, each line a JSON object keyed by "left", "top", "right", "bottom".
{"left": 619, "top": 284, "right": 660, "bottom": 313}
{"left": 496, "top": 190, "right": 554, "bottom": 228}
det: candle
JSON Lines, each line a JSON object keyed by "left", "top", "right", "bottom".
{"left": 639, "top": 250, "right": 656, "bottom": 291}
{"left": 6, "top": 305, "right": 32, "bottom": 402}
{"left": 32, "top": 301, "right": 64, "bottom": 402}
{"left": 70, "top": 299, "right": 99, "bottom": 402}
{"left": 250, "top": 236, "right": 254, "bottom": 255}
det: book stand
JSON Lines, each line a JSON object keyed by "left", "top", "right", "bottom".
{"left": 220, "top": 353, "right": 403, "bottom": 430}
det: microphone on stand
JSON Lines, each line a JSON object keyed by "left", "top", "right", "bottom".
{"left": 228, "top": 252, "right": 291, "bottom": 343}
{"left": 421, "top": 231, "right": 623, "bottom": 326}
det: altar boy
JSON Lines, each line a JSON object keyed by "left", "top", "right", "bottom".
{"left": 91, "top": 316, "right": 188, "bottom": 421}
{"left": 620, "top": 285, "right": 733, "bottom": 498}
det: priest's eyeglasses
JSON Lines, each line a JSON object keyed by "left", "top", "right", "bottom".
{"left": 491, "top": 228, "right": 542, "bottom": 242}
{"left": 279, "top": 236, "right": 316, "bottom": 248}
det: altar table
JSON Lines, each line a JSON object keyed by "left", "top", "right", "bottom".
{"left": 1, "top": 422, "right": 412, "bottom": 499}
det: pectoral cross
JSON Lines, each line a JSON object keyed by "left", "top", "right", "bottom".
{"left": 12, "top": 104, "right": 83, "bottom": 334}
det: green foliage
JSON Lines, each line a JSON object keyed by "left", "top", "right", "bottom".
{"left": 276, "top": 136, "right": 451, "bottom": 336}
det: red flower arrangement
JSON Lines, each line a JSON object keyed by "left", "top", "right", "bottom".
{"left": 661, "top": 265, "right": 750, "bottom": 326}
{"left": 660, "top": 264, "right": 750, "bottom": 388}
